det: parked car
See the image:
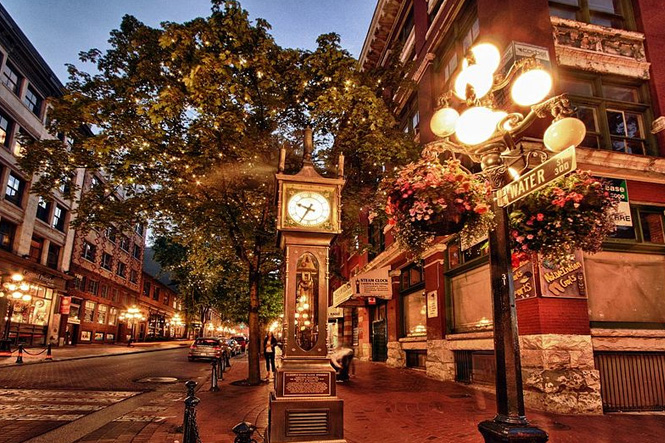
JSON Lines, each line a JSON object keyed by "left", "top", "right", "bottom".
{"left": 232, "top": 335, "right": 247, "bottom": 353}
{"left": 224, "top": 338, "right": 242, "bottom": 356}
{"left": 188, "top": 337, "right": 229, "bottom": 362}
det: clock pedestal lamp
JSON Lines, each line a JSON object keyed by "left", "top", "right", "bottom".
{"left": 269, "top": 127, "right": 346, "bottom": 443}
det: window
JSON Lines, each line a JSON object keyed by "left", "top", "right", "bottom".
{"left": 0, "top": 111, "right": 12, "bottom": 147}
{"left": 428, "top": 0, "right": 445, "bottom": 25}
{"left": 81, "top": 241, "right": 96, "bottom": 262}
{"left": 451, "top": 264, "right": 493, "bottom": 332}
{"left": 12, "top": 127, "right": 33, "bottom": 157}
{"left": 560, "top": 74, "right": 655, "bottom": 155}
{"left": 47, "top": 243, "right": 60, "bottom": 269}
{"left": 53, "top": 205, "right": 67, "bottom": 232}
{"left": 87, "top": 279, "right": 99, "bottom": 295}
{"left": 23, "top": 86, "right": 42, "bottom": 117}
{"left": 101, "top": 252, "right": 113, "bottom": 270}
{"left": 143, "top": 281, "right": 151, "bottom": 297}
{"left": 5, "top": 172, "right": 25, "bottom": 207}
{"left": 549, "top": 0, "right": 632, "bottom": 29}
{"left": 163, "top": 293, "right": 169, "bottom": 305}
{"left": 111, "top": 288, "right": 118, "bottom": 302}
{"left": 401, "top": 96, "right": 420, "bottom": 135}
{"left": 403, "top": 291, "right": 427, "bottom": 337}
{"left": 105, "top": 227, "right": 116, "bottom": 244}
{"left": 116, "top": 261, "right": 127, "bottom": 278}
{"left": 153, "top": 287, "right": 160, "bottom": 301}
{"left": 119, "top": 236, "right": 130, "bottom": 251}
{"left": 639, "top": 209, "right": 665, "bottom": 244}
{"left": 108, "top": 307, "right": 118, "bottom": 326}
{"left": 90, "top": 175, "right": 100, "bottom": 189}
{"left": 129, "top": 269, "right": 138, "bottom": 283}
{"left": 0, "top": 220, "right": 16, "bottom": 251}
{"left": 29, "top": 236, "right": 44, "bottom": 263}
{"left": 97, "top": 305, "right": 108, "bottom": 324}
{"left": 100, "top": 285, "right": 108, "bottom": 299}
{"left": 132, "top": 243, "right": 141, "bottom": 259}
{"left": 135, "top": 223, "right": 145, "bottom": 237}
{"left": 83, "top": 300, "right": 96, "bottom": 322}
{"left": 368, "top": 221, "right": 386, "bottom": 261}
{"left": 400, "top": 264, "right": 424, "bottom": 292}
{"left": 1, "top": 62, "right": 22, "bottom": 95}
{"left": 434, "top": 14, "right": 479, "bottom": 99}
{"left": 36, "top": 197, "right": 51, "bottom": 222}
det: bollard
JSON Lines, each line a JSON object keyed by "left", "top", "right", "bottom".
{"left": 218, "top": 356, "right": 224, "bottom": 381}
{"left": 210, "top": 359, "right": 220, "bottom": 391}
{"left": 182, "top": 380, "right": 201, "bottom": 443}
{"left": 232, "top": 422, "right": 257, "bottom": 443}
{"left": 15, "top": 344, "right": 23, "bottom": 364}
{"left": 45, "top": 343, "right": 52, "bottom": 361}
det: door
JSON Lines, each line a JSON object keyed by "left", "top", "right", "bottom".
{"left": 372, "top": 319, "right": 387, "bottom": 362}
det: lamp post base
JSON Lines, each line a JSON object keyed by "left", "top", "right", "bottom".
{"left": 478, "top": 419, "right": 548, "bottom": 443}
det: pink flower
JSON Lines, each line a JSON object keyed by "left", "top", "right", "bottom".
{"left": 536, "top": 213, "right": 544, "bottom": 221}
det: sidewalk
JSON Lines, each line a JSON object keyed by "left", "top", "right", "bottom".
{"left": 136, "top": 358, "right": 665, "bottom": 443}
{"left": 0, "top": 340, "right": 192, "bottom": 367}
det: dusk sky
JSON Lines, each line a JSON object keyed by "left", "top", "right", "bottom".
{"left": 1, "top": 0, "right": 376, "bottom": 84}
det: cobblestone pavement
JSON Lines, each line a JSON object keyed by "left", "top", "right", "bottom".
{"left": 137, "top": 358, "right": 665, "bottom": 443}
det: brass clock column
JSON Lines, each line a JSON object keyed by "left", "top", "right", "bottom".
{"left": 269, "top": 127, "right": 346, "bottom": 443}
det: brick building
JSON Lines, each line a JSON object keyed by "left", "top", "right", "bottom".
{"left": 332, "top": 0, "right": 665, "bottom": 415}
{"left": 0, "top": 4, "right": 81, "bottom": 347}
{"left": 141, "top": 247, "right": 183, "bottom": 339}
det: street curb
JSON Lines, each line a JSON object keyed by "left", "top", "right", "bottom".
{"left": 0, "top": 344, "right": 190, "bottom": 369}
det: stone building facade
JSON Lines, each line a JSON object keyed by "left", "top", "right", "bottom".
{"left": 333, "top": 0, "right": 665, "bottom": 415}
{"left": 0, "top": 4, "right": 81, "bottom": 348}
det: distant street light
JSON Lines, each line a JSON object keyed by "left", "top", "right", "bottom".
{"left": 119, "top": 306, "right": 145, "bottom": 346}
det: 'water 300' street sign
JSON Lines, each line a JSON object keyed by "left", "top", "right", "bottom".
{"left": 496, "top": 146, "right": 577, "bottom": 207}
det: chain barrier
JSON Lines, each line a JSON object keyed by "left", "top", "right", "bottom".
{"left": 2, "top": 344, "right": 53, "bottom": 362}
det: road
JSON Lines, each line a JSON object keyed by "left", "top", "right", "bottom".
{"left": 0, "top": 348, "right": 211, "bottom": 442}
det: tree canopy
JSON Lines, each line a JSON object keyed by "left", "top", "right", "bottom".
{"left": 21, "top": 0, "right": 418, "bottom": 384}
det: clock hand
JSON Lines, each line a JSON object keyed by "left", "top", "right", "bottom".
{"left": 299, "top": 204, "right": 314, "bottom": 221}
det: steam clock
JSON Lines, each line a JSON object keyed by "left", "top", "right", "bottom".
{"left": 269, "top": 128, "right": 346, "bottom": 443}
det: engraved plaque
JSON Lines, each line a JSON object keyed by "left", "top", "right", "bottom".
{"left": 283, "top": 372, "right": 331, "bottom": 397}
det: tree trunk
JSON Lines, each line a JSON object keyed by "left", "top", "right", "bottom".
{"left": 247, "top": 263, "right": 262, "bottom": 385}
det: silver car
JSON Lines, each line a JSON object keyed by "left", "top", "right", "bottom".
{"left": 188, "top": 337, "right": 226, "bottom": 362}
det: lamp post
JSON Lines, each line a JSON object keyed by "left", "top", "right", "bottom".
{"left": 427, "top": 42, "right": 586, "bottom": 442}
{"left": 0, "top": 273, "right": 33, "bottom": 351}
{"left": 119, "top": 306, "right": 145, "bottom": 346}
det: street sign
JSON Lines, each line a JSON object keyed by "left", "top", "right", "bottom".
{"left": 496, "top": 146, "right": 576, "bottom": 207}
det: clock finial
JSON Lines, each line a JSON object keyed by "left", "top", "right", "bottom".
{"left": 303, "top": 126, "right": 313, "bottom": 165}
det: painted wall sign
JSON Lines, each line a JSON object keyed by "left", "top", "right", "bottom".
{"left": 513, "top": 257, "right": 537, "bottom": 300}
{"left": 427, "top": 290, "right": 439, "bottom": 318}
{"left": 538, "top": 251, "right": 587, "bottom": 298}
{"left": 351, "top": 266, "right": 392, "bottom": 299}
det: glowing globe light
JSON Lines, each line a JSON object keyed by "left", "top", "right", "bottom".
{"left": 455, "top": 106, "right": 497, "bottom": 145}
{"left": 430, "top": 107, "right": 459, "bottom": 137}
{"left": 544, "top": 117, "right": 587, "bottom": 152}
{"left": 470, "top": 43, "right": 501, "bottom": 73}
{"left": 11, "top": 291, "right": 22, "bottom": 299}
{"left": 22, "top": 294, "right": 31, "bottom": 301}
{"left": 454, "top": 64, "right": 494, "bottom": 100}
{"left": 511, "top": 68, "right": 553, "bottom": 106}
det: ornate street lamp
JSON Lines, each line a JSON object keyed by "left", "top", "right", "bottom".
{"left": 1, "top": 273, "right": 33, "bottom": 350}
{"left": 428, "top": 42, "right": 587, "bottom": 443}
{"left": 119, "top": 306, "right": 145, "bottom": 345}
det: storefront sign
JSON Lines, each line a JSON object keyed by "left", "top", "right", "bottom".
{"left": 283, "top": 372, "right": 332, "bottom": 397}
{"left": 351, "top": 266, "right": 392, "bottom": 299}
{"left": 538, "top": 251, "right": 587, "bottom": 298}
{"left": 332, "top": 282, "right": 352, "bottom": 308}
{"left": 327, "top": 307, "right": 344, "bottom": 320}
{"left": 513, "top": 257, "right": 537, "bottom": 300}
{"left": 81, "top": 331, "right": 91, "bottom": 341}
{"left": 427, "top": 290, "right": 438, "bottom": 318}
{"left": 60, "top": 296, "right": 72, "bottom": 314}
{"left": 599, "top": 177, "right": 632, "bottom": 227}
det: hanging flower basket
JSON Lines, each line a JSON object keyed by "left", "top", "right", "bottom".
{"left": 508, "top": 171, "right": 620, "bottom": 264}
{"left": 379, "top": 156, "right": 495, "bottom": 254}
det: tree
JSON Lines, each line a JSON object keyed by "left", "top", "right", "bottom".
{"left": 21, "top": 0, "right": 417, "bottom": 384}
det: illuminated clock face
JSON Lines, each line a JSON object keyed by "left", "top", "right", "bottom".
{"left": 287, "top": 191, "right": 331, "bottom": 226}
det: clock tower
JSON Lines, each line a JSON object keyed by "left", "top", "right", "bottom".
{"left": 269, "top": 127, "right": 346, "bottom": 443}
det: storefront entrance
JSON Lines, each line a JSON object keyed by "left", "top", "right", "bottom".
{"left": 372, "top": 319, "right": 387, "bottom": 362}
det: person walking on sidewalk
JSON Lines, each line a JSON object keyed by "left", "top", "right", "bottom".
{"left": 263, "top": 332, "right": 277, "bottom": 380}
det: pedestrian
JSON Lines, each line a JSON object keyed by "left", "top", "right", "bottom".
{"left": 263, "top": 331, "right": 277, "bottom": 380}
